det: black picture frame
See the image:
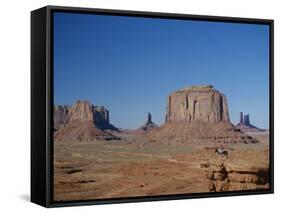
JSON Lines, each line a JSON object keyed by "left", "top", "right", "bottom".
{"left": 31, "top": 5, "right": 274, "bottom": 208}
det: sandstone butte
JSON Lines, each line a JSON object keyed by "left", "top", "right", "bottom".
{"left": 54, "top": 85, "right": 259, "bottom": 144}
{"left": 53, "top": 105, "right": 70, "bottom": 130}
{"left": 135, "top": 112, "right": 159, "bottom": 134}
{"left": 166, "top": 85, "right": 229, "bottom": 123}
{"left": 54, "top": 100, "right": 119, "bottom": 142}
{"left": 146, "top": 85, "right": 258, "bottom": 144}
{"left": 236, "top": 112, "right": 265, "bottom": 132}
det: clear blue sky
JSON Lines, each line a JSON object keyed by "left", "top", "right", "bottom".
{"left": 54, "top": 12, "right": 270, "bottom": 129}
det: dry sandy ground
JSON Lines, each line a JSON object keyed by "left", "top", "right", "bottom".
{"left": 53, "top": 132, "right": 270, "bottom": 202}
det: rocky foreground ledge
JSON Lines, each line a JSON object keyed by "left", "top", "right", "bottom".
{"left": 201, "top": 158, "right": 270, "bottom": 192}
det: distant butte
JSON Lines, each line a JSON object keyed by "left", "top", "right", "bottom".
{"left": 136, "top": 112, "right": 159, "bottom": 133}
{"left": 54, "top": 100, "right": 120, "bottom": 142}
{"left": 236, "top": 112, "right": 265, "bottom": 133}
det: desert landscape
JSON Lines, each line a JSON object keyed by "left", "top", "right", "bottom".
{"left": 53, "top": 85, "right": 270, "bottom": 202}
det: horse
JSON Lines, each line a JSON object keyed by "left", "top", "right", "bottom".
{"left": 215, "top": 148, "right": 228, "bottom": 159}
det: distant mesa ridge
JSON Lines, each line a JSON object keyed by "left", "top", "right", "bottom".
{"left": 54, "top": 85, "right": 260, "bottom": 144}
{"left": 236, "top": 112, "right": 265, "bottom": 133}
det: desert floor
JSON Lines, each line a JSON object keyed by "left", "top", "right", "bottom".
{"left": 53, "top": 132, "right": 270, "bottom": 202}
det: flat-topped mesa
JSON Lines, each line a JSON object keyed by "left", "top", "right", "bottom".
{"left": 146, "top": 85, "right": 258, "bottom": 144}
{"left": 166, "top": 85, "right": 230, "bottom": 124}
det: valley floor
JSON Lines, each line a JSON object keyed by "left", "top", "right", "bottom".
{"left": 53, "top": 132, "right": 270, "bottom": 202}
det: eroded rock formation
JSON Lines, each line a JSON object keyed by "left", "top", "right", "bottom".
{"left": 236, "top": 112, "right": 265, "bottom": 132}
{"left": 136, "top": 112, "right": 159, "bottom": 133}
{"left": 68, "top": 101, "right": 94, "bottom": 123}
{"left": 93, "top": 106, "right": 109, "bottom": 124}
{"left": 54, "top": 100, "right": 119, "bottom": 142}
{"left": 201, "top": 161, "right": 270, "bottom": 192}
{"left": 93, "top": 106, "right": 116, "bottom": 130}
{"left": 54, "top": 105, "right": 70, "bottom": 130}
{"left": 54, "top": 100, "right": 117, "bottom": 131}
{"left": 166, "top": 85, "right": 229, "bottom": 123}
{"left": 146, "top": 85, "right": 258, "bottom": 144}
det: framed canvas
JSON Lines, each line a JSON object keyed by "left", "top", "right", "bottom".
{"left": 31, "top": 5, "right": 274, "bottom": 207}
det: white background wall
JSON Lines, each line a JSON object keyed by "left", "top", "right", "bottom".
{"left": 0, "top": 0, "right": 279, "bottom": 212}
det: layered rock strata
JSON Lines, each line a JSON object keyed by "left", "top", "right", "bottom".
{"left": 54, "top": 100, "right": 117, "bottom": 131}
{"left": 201, "top": 161, "right": 270, "bottom": 192}
{"left": 54, "top": 100, "right": 119, "bottom": 142}
{"left": 165, "top": 85, "right": 229, "bottom": 123}
{"left": 54, "top": 105, "right": 70, "bottom": 130}
{"left": 147, "top": 85, "right": 258, "bottom": 144}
